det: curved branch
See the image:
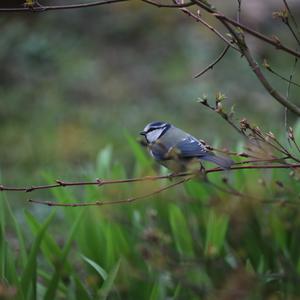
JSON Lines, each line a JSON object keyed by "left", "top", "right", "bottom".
{"left": 0, "top": 0, "right": 129, "bottom": 12}
{"left": 141, "top": 0, "right": 194, "bottom": 8}
{"left": 194, "top": 45, "right": 230, "bottom": 78}
{"left": 28, "top": 177, "right": 190, "bottom": 207}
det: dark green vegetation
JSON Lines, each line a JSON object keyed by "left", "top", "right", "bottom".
{"left": 1, "top": 1, "right": 300, "bottom": 299}
{"left": 2, "top": 132, "right": 300, "bottom": 299}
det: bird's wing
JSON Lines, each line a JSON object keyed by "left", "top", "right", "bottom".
{"left": 175, "top": 136, "right": 208, "bottom": 158}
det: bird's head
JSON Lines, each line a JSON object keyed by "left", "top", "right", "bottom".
{"left": 140, "top": 121, "right": 171, "bottom": 144}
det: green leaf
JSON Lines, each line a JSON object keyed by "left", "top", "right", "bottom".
{"left": 149, "top": 281, "right": 160, "bottom": 300}
{"left": 96, "top": 145, "right": 113, "bottom": 177}
{"left": 44, "top": 209, "right": 85, "bottom": 300}
{"left": 98, "top": 258, "right": 121, "bottom": 300}
{"left": 19, "top": 211, "right": 55, "bottom": 299}
{"left": 81, "top": 255, "right": 108, "bottom": 281}
{"left": 25, "top": 211, "right": 62, "bottom": 266}
{"left": 204, "top": 210, "right": 228, "bottom": 257}
{"left": 124, "top": 132, "right": 152, "bottom": 172}
{"left": 169, "top": 204, "right": 194, "bottom": 258}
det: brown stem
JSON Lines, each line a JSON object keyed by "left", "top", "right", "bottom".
{"left": 28, "top": 177, "right": 190, "bottom": 207}
{"left": 177, "top": 8, "right": 239, "bottom": 51}
{"left": 141, "top": 0, "right": 194, "bottom": 8}
{"left": 212, "top": 12, "right": 300, "bottom": 59}
{"left": 0, "top": 0, "right": 129, "bottom": 12}
{"left": 221, "top": 22, "right": 300, "bottom": 116}
{"left": 29, "top": 163, "right": 300, "bottom": 207}
{"left": 194, "top": 45, "right": 230, "bottom": 78}
{"left": 1, "top": 162, "right": 300, "bottom": 194}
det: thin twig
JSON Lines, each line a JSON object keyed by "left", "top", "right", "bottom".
{"left": 1, "top": 162, "right": 300, "bottom": 194}
{"left": 0, "top": 0, "right": 129, "bottom": 12}
{"left": 190, "top": 0, "right": 300, "bottom": 59}
{"left": 263, "top": 63, "right": 300, "bottom": 88}
{"left": 28, "top": 163, "right": 300, "bottom": 207}
{"left": 194, "top": 45, "right": 230, "bottom": 78}
{"left": 282, "top": 0, "right": 300, "bottom": 46}
{"left": 212, "top": 12, "right": 300, "bottom": 59}
{"left": 28, "top": 177, "right": 190, "bottom": 207}
{"left": 175, "top": 3, "right": 240, "bottom": 52}
{"left": 141, "top": 0, "right": 194, "bottom": 8}
{"left": 285, "top": 57, "right": 298, "bottom": 138}
{"left": 237, "top": 0, "right": 241, "bottom": 23}
{"left": 198, "top": 99, "right": 245, "bottom": 136}
{"left": 220, "top": 21, "right": 300, "bottom": 116}
{"left": 0, "top": 173, "right": 189, "bottom": 193}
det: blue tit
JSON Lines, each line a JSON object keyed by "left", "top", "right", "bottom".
{"left": 140, "top": 121, "right": 233, "bottom": 173}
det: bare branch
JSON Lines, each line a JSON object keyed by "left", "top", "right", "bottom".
{"left": 0, "top": 173, "right": 189, "bottom": 193}
{"left": 282, "top": 0, "right": 300, "bottom": 46}
{"left": 0, "top": 0, "right": 129, "bottom": 12}
{"left": 194, "top": 45, "right": 230, "bottom": 78}
{"left": 141, "top": 0, "right": 194, "bottom": 8}
{"left": 220, "top": 21, "right": 300, "bottom": 116}
{"left": 263, "top": 59, "right": 300, "bottom": 88}
{"left": 188, "top": 0, "right": 300, "bottom": 58}
{"left": 27, "top": 163, "right": 300, "bottom": 207}
{"left": 176, "top": 4, "right": 240, "bottom": 52}
{"left": 212, "top": 12, "right": 300, "bottom": 59}
{"left": 236, "top": 0, "right": 241, "bottom": 23}
{"left": 28, "top": 177, "right": 189, "bottom": 207}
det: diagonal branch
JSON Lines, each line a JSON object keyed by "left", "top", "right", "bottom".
{"left": 221, "top": 21, "right": 300, "bottom": 116}
{"left": 194, "top": 45, "right": 230, "bottom": 78}
{"left": 189, "top": 0, "right": 300, "bottom": 59}
{"left": 141, "top": 0, "right": 194, "bottom": 8}
{"left": 176, "top": 3, "right": 240, "bottom": 52}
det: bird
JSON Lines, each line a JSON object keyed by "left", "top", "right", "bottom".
{"left": 140, "top": 121, "right": 233, "bottom": 173}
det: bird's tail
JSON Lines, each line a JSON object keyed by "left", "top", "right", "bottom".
{"left": 201, "top": 154, "right": 234, "bottom": 169}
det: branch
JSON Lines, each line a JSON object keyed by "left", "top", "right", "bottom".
{"left": 282, "top": 0, "right": 300, "bottom": 46}
{"left": 213, "top": 12, "right": 300, "bottom": 59}
{"left": 263, "top": 59, "right": 300, "bottom": 88}
{"left": 0, "top": 173, "right": 189, "bottom": 193}
{"left": 0, "top": 0, "right": 129, "bottom": 12}
{"left": 28, "top": 163, "right": 300, "bottom": 207}
{"left": 221, "top": 21, "right": 300, "bottom": 116}
{"left": 175, "top": 3, "right": 240, "bottom": 52}
{"left": 0, "top": 0, "right": 194, "bottom": 12}
{"left": 28, "top": 177, "right": 189, "bottom": 207}
{"left": 194, "top": 45, "right": 230, "bottom": 78}
{"left": 189, "top": 0, "right": 300, "bottom": 59}
{"left": 141, "top": 0, "right": 194, "bottom": 8}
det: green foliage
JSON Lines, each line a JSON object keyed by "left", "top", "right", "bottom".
{"left": 1, "top": 145, "right": 300, "bottom": 299}
{"left": 204, "top": 210, "right": 228, "bottom": 258}
{"left": 169, "top": 204, "right": 194, "bottom": 258}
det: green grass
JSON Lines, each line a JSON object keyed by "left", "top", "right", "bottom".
{"left": 1, "top": 141, "right": 300, "bottom": 299}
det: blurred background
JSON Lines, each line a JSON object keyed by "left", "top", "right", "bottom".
{"left": 1, "top": 1, "right": 300, "bottom": 299}
{"left": 1, "top": 0, "right": 300, "bottom": 186}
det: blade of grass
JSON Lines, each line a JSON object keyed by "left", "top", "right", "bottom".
{"left": 81, "top": 255, "right": 108, "bottom": 281}
{"left": 98, "top": 258, "right": 121, "bottom": 300}
{"left": 169, "top": 204, "right": 194, "bottom": 258}
{"left": 43, "top": 209, "right": 85, "bottom": 300}
{"left": 19, "top": 211, "right": 55, "bottom": 299}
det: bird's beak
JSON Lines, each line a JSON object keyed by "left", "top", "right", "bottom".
{"left": 140, "top": 131, "right": 146, "bottom": 136}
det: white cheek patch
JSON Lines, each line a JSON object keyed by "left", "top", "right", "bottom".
{"left": 146, "top": 129, "right": 163, "bottom": 143}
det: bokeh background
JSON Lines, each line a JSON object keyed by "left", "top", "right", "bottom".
{"left": 1, "top": 1, "right": 300, "bottom": 299}
{"left": 1, "top": 0, "right": 300, "bottom": 185}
